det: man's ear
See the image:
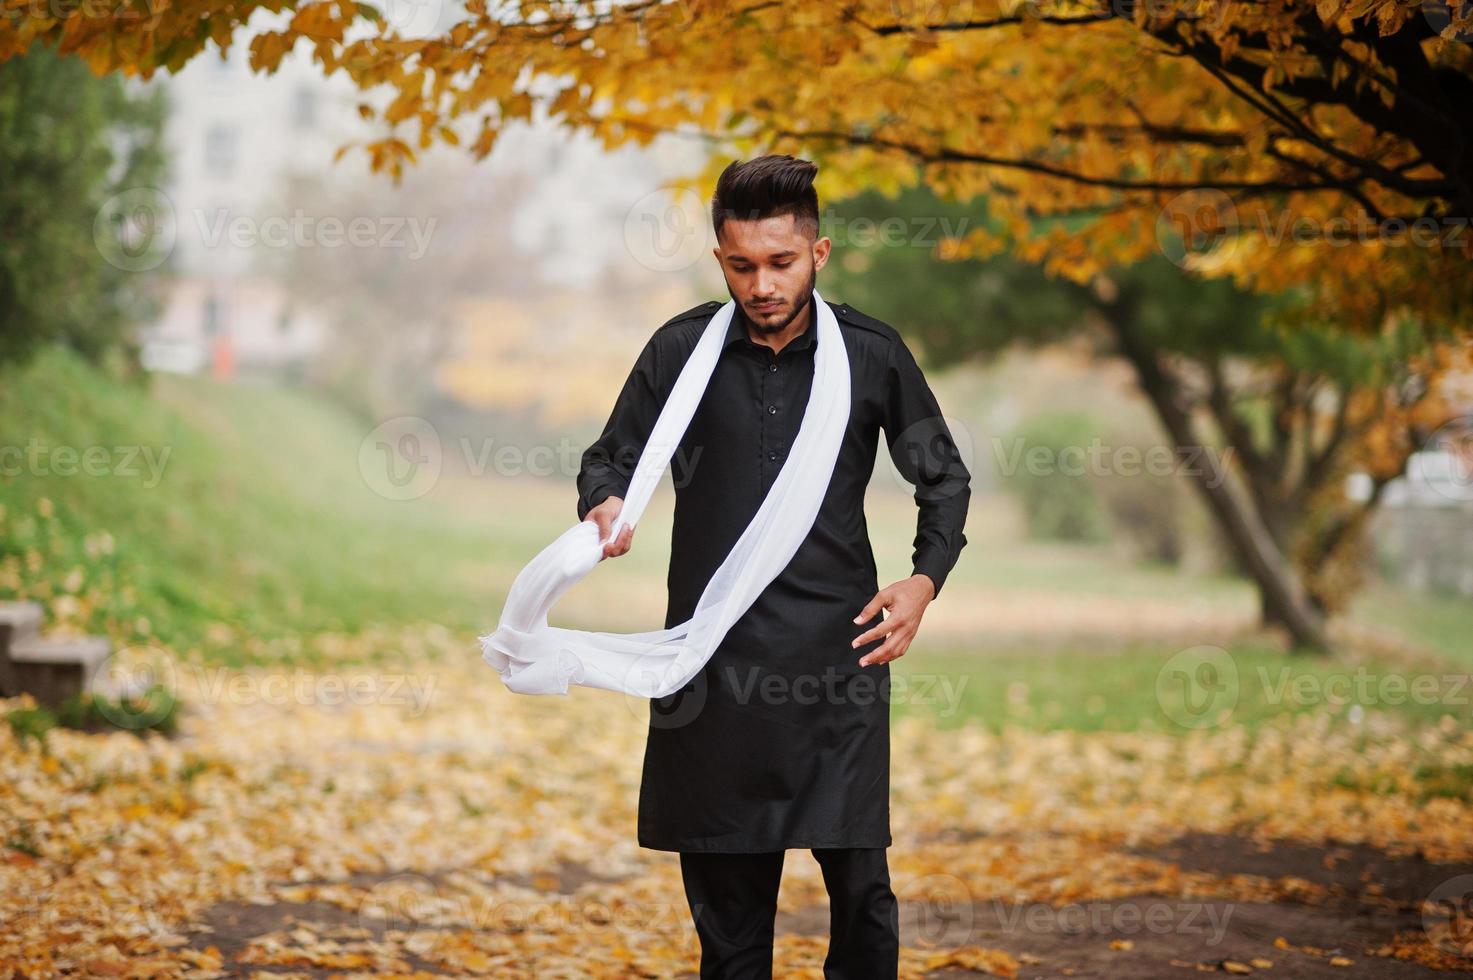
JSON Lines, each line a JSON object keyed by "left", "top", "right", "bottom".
{"left": 812, "top": 235, "right": 831, "bottom": 271}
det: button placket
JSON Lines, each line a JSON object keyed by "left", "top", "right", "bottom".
{"left": 760, "top": 349, "right": 782, "bottom": 482}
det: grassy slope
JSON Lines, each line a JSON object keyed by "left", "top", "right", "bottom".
{"left": 0, "top": 346, "right": 510, "bottom": 661}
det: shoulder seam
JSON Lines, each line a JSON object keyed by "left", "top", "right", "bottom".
{"left": 657, "top": 300, "right": 722, "bottom": 332}
{"left": 829, "top": 300, "right": 898, "bottom": 341}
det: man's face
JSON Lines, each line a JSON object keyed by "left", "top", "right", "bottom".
{"left": 713, "top": 214, "right": 831, "bottom": 335}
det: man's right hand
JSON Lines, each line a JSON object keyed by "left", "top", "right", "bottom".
{"left": 587, "top": 496, "right": 634, "bottom": 560}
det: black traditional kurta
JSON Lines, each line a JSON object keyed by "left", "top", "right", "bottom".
{"left": 575, "top": 292, "right": 971, "bottom": 853}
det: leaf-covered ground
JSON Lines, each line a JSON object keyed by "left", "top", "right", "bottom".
{"left": 4, "top": 634, "right": 1473, "bottom": 979}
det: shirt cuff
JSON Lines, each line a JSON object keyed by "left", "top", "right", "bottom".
{"left": 577, "top": 483, "right": 624, "bottom": 522}
{"left": 912, "top": 552, "right": 950, "bottom": 600}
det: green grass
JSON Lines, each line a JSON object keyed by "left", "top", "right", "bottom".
{"left": 1347, "top": 582, "right": 1473, "bottom": 667}
{"left": 3, "top": 341, "right": 1471, "bottom": 754}
{"left": 892, "top": 640, "right": 1473, "bottom": 735}
{"left": 0, "top": 345, "right": 542, "bottom": 663}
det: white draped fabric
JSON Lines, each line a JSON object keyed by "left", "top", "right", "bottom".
{"left": 479, "top": 289, "right": 851, "bottom": 698}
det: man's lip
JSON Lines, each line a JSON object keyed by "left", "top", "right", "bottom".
{"left": 751, "top": 302, "right": 780, "bottom": 310}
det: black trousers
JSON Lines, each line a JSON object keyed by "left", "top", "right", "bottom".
{"left": 678, "top": 847, "right": 899, "bottom": 980}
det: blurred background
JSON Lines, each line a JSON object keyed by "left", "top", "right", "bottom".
{"left": 3, "top": 32, "right": 1470, "bottom": 719}
{"left": 3, "top": 2, "right": 1473, "bottom": 975}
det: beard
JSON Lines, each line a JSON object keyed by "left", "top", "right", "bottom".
{"left": 730, "top": 267, "right": 816, "bottom": 337}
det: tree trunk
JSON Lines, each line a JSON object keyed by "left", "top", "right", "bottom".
{"left": 1102, "top": 308, "right": 1332, "bottom": 652}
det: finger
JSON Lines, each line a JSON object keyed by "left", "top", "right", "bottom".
{"left": 851, "top": 612, "right": 913, "bottom": 649}
{"left": 858, "top": 630, "right": 911, "bottom": 667}
{"left": 595, "top": 519, "right": 616, "bottom": 558}
{"left": 604, "top": 524, "right": 633, "bottom": 558}
{"left": 852, "top": 590, "right": 887, "bottom": 625}
{"left": 592, "top": 512, "right": 613, "bottom": 540}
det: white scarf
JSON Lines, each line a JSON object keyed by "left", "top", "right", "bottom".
{"left": 480, "top": 288, "right": 850, "bottom": 697}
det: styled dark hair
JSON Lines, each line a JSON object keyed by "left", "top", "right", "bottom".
{"left": 710, "top": 154, "right": 820, "bottom": 243}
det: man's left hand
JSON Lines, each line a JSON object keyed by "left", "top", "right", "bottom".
{"left": 850, "top": 574, "right": 936, "bottom": 667}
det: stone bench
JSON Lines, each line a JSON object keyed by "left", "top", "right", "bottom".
{"left": 0, "top": 601, "right": 111, "bottom": 708}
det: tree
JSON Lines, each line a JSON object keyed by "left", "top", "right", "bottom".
{"left": 6, "top": 0, "right": 1466, "bottom": 336}
{"left": 822, "top": 185, "right": 1467, "bottom": 651}
{"left": 0, "top": 42, "right": 169, "bottom": 370}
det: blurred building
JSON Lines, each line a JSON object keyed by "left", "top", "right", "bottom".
{"left": 1356, "top": 413, "right": 1473, "bottom": 596}
{"left": 131, "top": 13, "right": 716, "bottom": 394}
{"left": 133, "top": 2, "right": 466, "bottom": 380}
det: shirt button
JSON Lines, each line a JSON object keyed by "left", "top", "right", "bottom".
{"left": 768, "top": 451, "right": 777, "bottom": 461}
{"left": 768, "top": 363, "right": 777, "bottom": 373}
{"left": 767, "top": 405, "right": 777, "bottom": 414}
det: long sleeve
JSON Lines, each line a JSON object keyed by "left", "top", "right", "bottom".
{"left": 881, "top": 335, "right": 971, "bottom": 599}
{"left": 576, "top": 335, "right": 665, "bottom": 522}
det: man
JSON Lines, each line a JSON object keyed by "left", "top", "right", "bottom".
{"left": 575, "top": 154, "right": 971, "bottom": 980}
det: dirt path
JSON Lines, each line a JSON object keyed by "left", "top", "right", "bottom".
{"left": 179, "top": 832, "right": 1473, "bottom": 978}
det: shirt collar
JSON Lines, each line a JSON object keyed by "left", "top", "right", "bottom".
{"left": 723, "top": 294, "right": 820, "bottom": 354}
